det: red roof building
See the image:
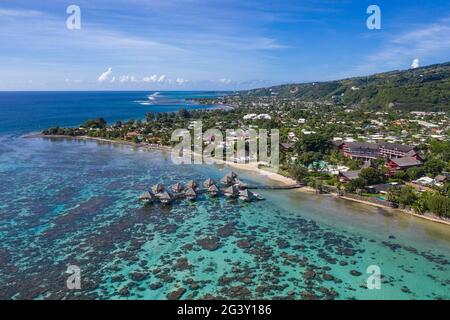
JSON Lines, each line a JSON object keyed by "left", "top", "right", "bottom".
{"left": 387, "top": 156, "right": 423, "bottom": 174}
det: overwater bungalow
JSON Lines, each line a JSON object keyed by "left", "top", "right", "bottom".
{"left": 139, "top": 190, "right": 155, "bottom": 203}
{"left": 185, "top": 188, "right": 197, "bottom": 201}
{"left": 157, "top": 191, "right": 173, "bottom": 204}
{"left": 208, "top": 184, "right": 220, "bottom": 197}
{"left": 221, "top": 172, "right": 239, "bottom": 186}
{"left": 239, "top": 189, "right": 255, "bottom": 202}
{"left": 186, "top": 180, "right": 199, "bottom": 190}
{"left": 152, "top": 184, "right": 165, "bottom": 193}
{"left": 228, "top": 171, "right": 238, "bottom": 179}
{"left": 172, "top": 182, "right": 184, "bottom": 193}
{"left": 203, "top": 178, "right": 216, "bottom": 188}
{"left": 224, "top": 185, "right": 240, "bottom": 198}
{"left": 220, "top": 175, "right": 234, "bottom": 186}
{"left": 234, "top": 178, "right": 247, "bottom": 189}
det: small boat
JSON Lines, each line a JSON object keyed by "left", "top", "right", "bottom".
{"left": 172, "top": 182, "right": 184, "bottom": 193}
{"left": 203, "top": 178, "right": 216, "bottom": 188}
{"left": 185, "top": 188, "right": 197, "bottom": 201}
{"left": 186, "top": 180, "right": 199, "bottom": 190}
{"left": 152, "top": 184, "right": 165, "bottom": 193}
{"left": 139, "top": 190, "right": 155, "bottom": 203}
{"left": 224, "top": 185, "right": 239, "bottom": 198}
{"left": 207, "top": 184, "right": 220, "bottom": 197}
{"left": 157, "top": 191, "right": 173, "bottom": 204}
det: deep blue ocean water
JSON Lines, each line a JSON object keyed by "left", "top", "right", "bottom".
{"left": 0, "top": 92, "right": 449, "bottom": 300}
{"left": 0, "top": 91, "right": 225, "bottom": 136}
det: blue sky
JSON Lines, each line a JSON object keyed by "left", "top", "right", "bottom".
{"left": 0, "top": 0, "right": 449, "bottom": 90}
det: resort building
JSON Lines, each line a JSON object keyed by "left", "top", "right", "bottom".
{"left": 335, "top": 141, "right": 419, "bottom": 160}
{"left": 387, "top": 157, "right": 423, "bottom": 174}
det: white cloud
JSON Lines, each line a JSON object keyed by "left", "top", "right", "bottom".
{"left": 176, "top": 78, "right": 188, "bottom": 84}
{"left": 354, "top": 17, "right": 450, "bottom": 74}
{"left": 65, "top": 78, "right": 83, "bottom": 84}
{"left": 118, "top": 75, "right": 137, "bottom": 83}
{"left": 0, "top": 9, "right": 42, "bottom": 17}
{"left": 219, "top": 78, "right": 232, "bottom": 84}
{"left": 97, "top": 67, "right": 113, "bottom": 83}
{"left": 411, "top": 58, "right": 420, "bottom": 69}
{"left": 143, "top": 74, "right": 167, "bottom": 83}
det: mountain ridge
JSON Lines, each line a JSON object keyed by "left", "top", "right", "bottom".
{"left": 240, "top": 62, "right": 450, "bottom": 111}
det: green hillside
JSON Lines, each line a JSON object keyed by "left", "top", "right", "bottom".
{"left": 241, "top": 62, "right": 450, "bottom": 111}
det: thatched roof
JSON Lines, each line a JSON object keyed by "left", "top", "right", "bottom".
{"left": 186, "top": 180, "right": 198, "bottom": 189}
{"left": 158, "top": 191, "right": 173, "bottom": 201}
{"left": 208, "top": 184, "right": 219, "bottom": 193}
{"left": 203, "top": 178, "right": 216, "bottom": 188}
{"left": 172, "top": 182, "right": 184, "bottom": 193}
{"left": 224, "top": 185, "right": 239, "bottom": 195}
{"left": 228, "top": 171, "right": 238, "bottom": 178}
{"left": 239, "top": 189, "right": 254, "bottom": 199}
{"left": 220, "top": 175, "right": 234, "bottom": 185}
{"left": 234, "top": 178, "right": 247, "bottom": 188}
{"left": 152, "top": 184, "right": 165, "bottom": 193}
{"left": 140, "top": 191, "right": 155, "bottom": 200}
{"left": 185, "top": 188, "right": 197, "bottom": 197}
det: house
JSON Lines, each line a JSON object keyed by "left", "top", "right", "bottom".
{"left": 339, "top": 170, "right": 361, "bottom": 182}
{"left": 414, "top": 177, "right": 435, "bottom": 186}
{"left": 126, "top": 131, "right": 139, "bottom": 138}
{"left": 387, "top": 157, "right": 423, "bottom": 174}
{"left": 367, "top": 183, "right": 401, "bottom": 194}
{"left": 435, "top": 175, "right": 447, "bottom": 184}
{"left": 243, "top": 114, "right": 257, "bottom": 120}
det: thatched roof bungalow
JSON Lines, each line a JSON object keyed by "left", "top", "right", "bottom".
{"left": 220, "top": 175, "right": 234, "bottom": 186}
{"left": 139, "top": 191, "right": 155, "bottom": 203}
{"left": 157, "top": 191, "right": 173, "bottom": 204}
{"left": 186, "top": 180, "right": 199, "bottom": 190}
{"left": 239, "top": 189, "right": 255, "bottom": 202}
{"left": 224, "top": 185, "right": 239, "bottom": 198}
{"left": 234, "top": 178, "right": 247, "bottom": 189}
{"left": 152, "top": 184, "right": 165, "bottom": 193}
{"left": 172, "top": 182, "right": 184, "bottom": 193}
{"left": 203, "top": 178, "right": 216, "bottom": 188}
{"left": 208, "top": 184, "right": 220, "bottom": 197}
{"left": 228, "top": 171, "right": 238, "bottom": 179}
{"left": 185, "top": 188, "right": 197, "bottom": 201}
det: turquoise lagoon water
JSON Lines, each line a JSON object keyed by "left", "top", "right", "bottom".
{"left": 0, "top": 92, "right": 449, "bottom": 300}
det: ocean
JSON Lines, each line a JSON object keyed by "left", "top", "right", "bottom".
{"left": 0, "top": 91, "right": 448, "bottom": 300}
{"left": 0, "top": 91, "right": 225, "bottom": 136}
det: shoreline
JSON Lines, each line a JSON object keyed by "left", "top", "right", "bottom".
{"left": 29, "top": 133, "right": 450, "bottom": 227}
